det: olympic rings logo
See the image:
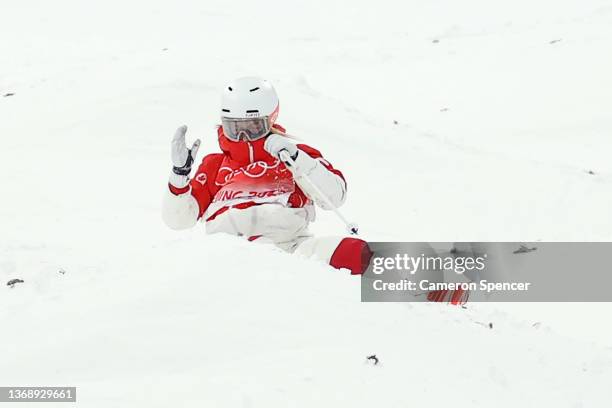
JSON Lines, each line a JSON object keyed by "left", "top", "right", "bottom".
{"left": 215, "top": 160, "right": 284, "bottom": 186}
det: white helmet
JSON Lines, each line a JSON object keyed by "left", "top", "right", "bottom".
{"left": 220, "top": 77, "right": 280, "bottom": 141}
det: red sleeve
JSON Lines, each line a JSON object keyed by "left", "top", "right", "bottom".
{"left": 296, "top": 144, "right": 346, "bottom": 182}
{"left": 189, "top": 153, "right": 224, "bottom": 219}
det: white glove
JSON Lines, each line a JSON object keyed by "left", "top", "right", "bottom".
{"left": 170, "top": 125, "right": 200, "bottom": 188}
{"left": 265, "top": 134, "right": 346, "bottom": 209}
{"left": 264, "top": 134, "right": 298, "bottom": 161}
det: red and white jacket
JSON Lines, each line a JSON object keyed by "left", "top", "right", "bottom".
{"left": 162, "top": 125, "right": 347, "bottom": 243}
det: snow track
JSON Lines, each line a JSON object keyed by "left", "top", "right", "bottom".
{"left": 1, "top": 1, "right": 611, "bottom": 406}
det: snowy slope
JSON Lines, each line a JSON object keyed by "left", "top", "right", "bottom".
{"left": 2, "top": 0, "right": 612, "bottom": 406}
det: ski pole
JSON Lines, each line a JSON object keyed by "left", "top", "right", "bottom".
{"left": 278, "top": 149, "right": 359, "bottom": 235}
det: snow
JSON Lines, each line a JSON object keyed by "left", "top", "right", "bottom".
{"left": 1, "top": 0, "right": 612, "bottom": 406}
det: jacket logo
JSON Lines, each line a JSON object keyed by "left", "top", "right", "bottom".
{"left": 195, "top": 173, "right": 207, "bottom": 185}
{"left": 214, "top": 189, "right": 280, "bottom": 203}
{"left": 216, "top": 160, "right": 285, "bottom": 186}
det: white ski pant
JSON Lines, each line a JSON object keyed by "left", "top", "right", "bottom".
{"left": 205, "top": 203, "right": 346, "bottom": 265}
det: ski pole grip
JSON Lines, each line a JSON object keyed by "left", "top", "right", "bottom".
{"left": 279, "top": 150, "right": 294, "bottom": 168}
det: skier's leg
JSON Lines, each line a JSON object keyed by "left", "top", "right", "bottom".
{"left": 295, "top": 236, "right": 372, "bottom": 275}
{"left": 272, "top": 232, "right": 313, "bottom": 253}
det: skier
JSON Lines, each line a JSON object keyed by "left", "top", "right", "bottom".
{"left": 162, "top": 77, "right": 371, "bottom": 274}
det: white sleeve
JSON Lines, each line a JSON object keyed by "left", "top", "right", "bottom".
{"left": 162, "top": 173, "right": 200, "bottom": 230}
{"left": 291, "top": 151, "right": 346, "bottom": 210}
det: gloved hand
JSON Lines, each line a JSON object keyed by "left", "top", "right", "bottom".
{"left": 170, "top": 125, "right": 200, "bottom": 187}
{"left": 264, "top": 134, "right": 298, "bottom": 161}
{"left": 172, "top": 125, "right": 200, "bottom": 172}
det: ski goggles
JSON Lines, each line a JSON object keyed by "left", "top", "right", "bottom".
{"left": 221, "top": 117, "right": 271, "bottom": 142}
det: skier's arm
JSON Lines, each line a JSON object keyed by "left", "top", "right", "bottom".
{"left": 162, "top": 126, "right": 222, "bottom": 230}
{"left": 162, "top": 186, "right": 200, "bottom": 230}
{"left": 292, "top": 145, "right": 346, "bottom": 209}
{"left": 264, "top": 135, "right": 347, "bottom": 209}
